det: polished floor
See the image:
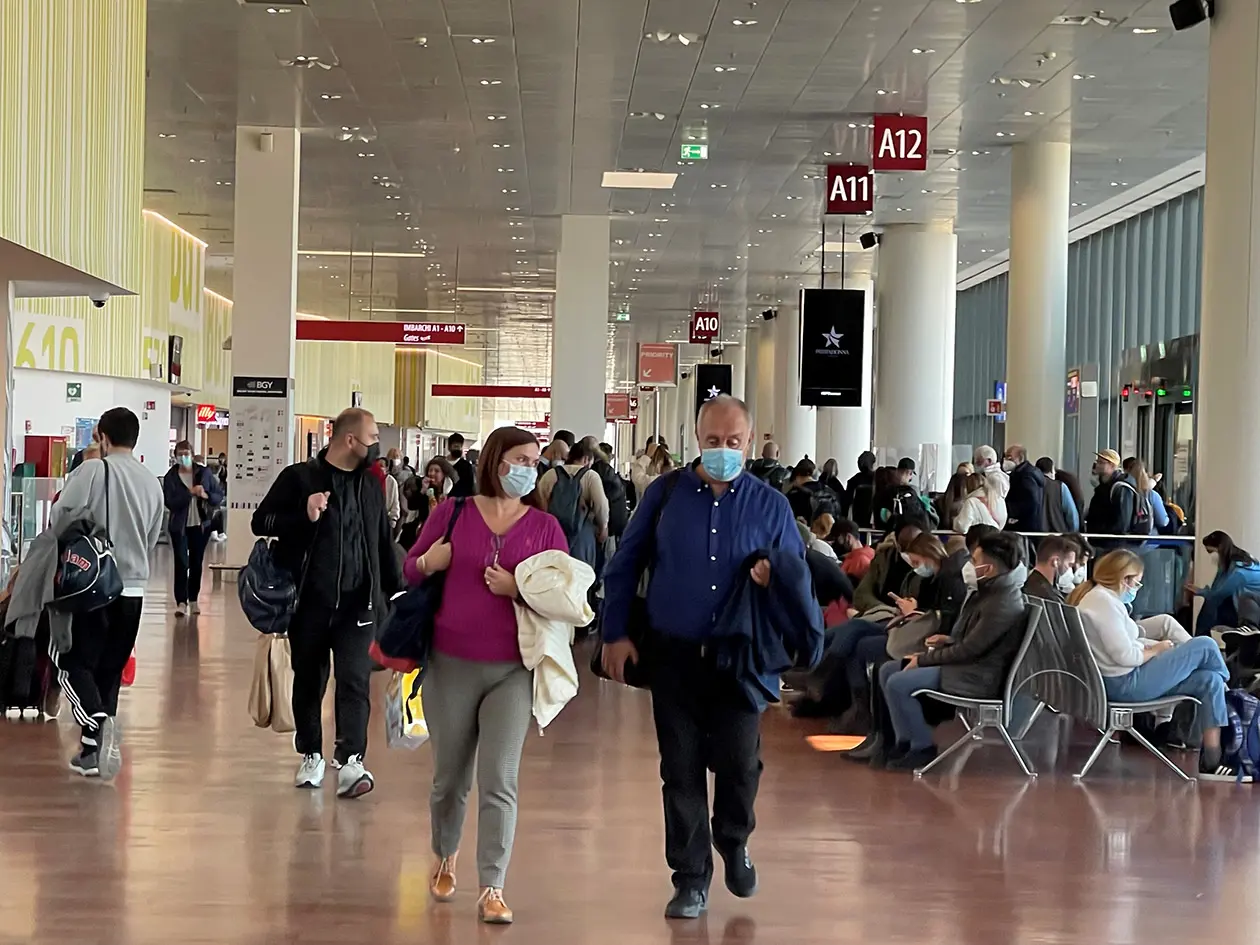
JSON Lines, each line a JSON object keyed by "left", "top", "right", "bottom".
{"left": 0, "top": 548, "right": 1255, "bottom": 944}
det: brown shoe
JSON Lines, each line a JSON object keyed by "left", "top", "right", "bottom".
{"left": 478, "top": 887, "right": 513, "bottom": 925}
{"left": 430, "top": 855, "right": 457, "bottom": 902}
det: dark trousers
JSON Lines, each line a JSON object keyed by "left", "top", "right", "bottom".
{"left": 650, "top": 639, "right": 763, "bottom": 892}
{"left": 171, "top": 527, "right": 210, "bottom": 604}
{"left": 289, "top": 599, "right": 374, "bottom": 764}
{"left": 50, "top": 596, "right": 143, "bottom": 738}
{"left": 848, "top": 633, "right": 890, "bottom": 692}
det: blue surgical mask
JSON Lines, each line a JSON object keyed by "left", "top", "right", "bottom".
{"left": 700, "top": 447, "right": 744, "bottom": 483}
{"left": 913, "top": 564, "right": 935, "bottom": 578}
{"left": 1119, "top": 582, "right": 1141, "bottom": 605}
{"left": 499, "top": 463, "right": 537, "bottom": 499}
{"left": 178, "top": 455, "right": 192, "bottom": 468}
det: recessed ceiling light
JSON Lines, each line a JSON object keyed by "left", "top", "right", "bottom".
{"left": 188, "top": 158, "right": 206, "bottom": 164}
{"left": 497, "top": 167, "right": 515, "bottom": 172}
{"left": 785, "top": 195, "right": 799, "bottom": 200}
{"left": 732, "top": 18, "right": 758, "bottom": 26}
{"left": 157, "top": 132, "right": 176, "bottom": 138}
{"left": 699, "top": 103, "right": 720, "bottom": 110}
{"left": 1071, "top": 201, "right": 1085, "bottom": 207}
{"left": 357, "top": 152, "right": 374, "bottom": 158}
{"left": 1132, "top": 27, "right": 1158, "bottom": 34}
{"left": 920, "top": 189, "right": 933, "bottom": 194}
{"left": 502, "top": 188, "right": 517, "bottom": 193}
{"left": 506, "top": 206, "right": 521, "bottom": 211}
{"left": 385, "top": 194, "right": 400, "bottom": 200}
{"left": 1023, "top": 110, "right": 1043, "bottom": 116}
{"left": 875, "top": 89, "right": 888, "bottom": 95}
{"left": 265, "top": 7, "right": 293, "bottom": 13}
{"left": 1072, "top": 73, "right": 1096, "bottom": 80}
{"left": 710, "top": 183, "right": 728, "bottom": 189}
{"left": 492, "top": 143, "right": 511, "bottom": 148}
{"left": 509, "top": 221, "right": 522, "bottom": 226}
{"left": 770, "top": 213, "right": 786, "bottom": 218}
{"left": 995, "top": 131, "right": 1008, "bottom": 137}
{"left": 629, "top": 111, "right": 669, "bottom": 121}
{"left": 911, "top": 47, "right": 935, "bottom": 54}
{"left": 714, "top": 65, "right": 736, "bottom": 73}
{"left": 487, "top": 115, "right": 507, "bottom": 121}
{"left": 895, "top": 207, "right": 911, "bottom": 212}
{"left": 479, "top": 79, "right": 503, "bottom": 86}
{"left": 602, "top": 171, "right": 678, "bottom": 189}
{"left": 216, "top": 180, "right": 232, "bottom": 186}
{"left": 320, "top": 93, "right": 341, "bottom": 101}
{"left": 470, "top": 37, "right": 496, "bottom": 44}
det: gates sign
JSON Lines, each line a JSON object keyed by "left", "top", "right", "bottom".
{"left": 689, "top": 311, "right": 720, "bottom": 344}
{"left": 872, "top": 114, "right": 928, "bottom": 172}
{"left": 825, "top": 163, "right": 874, "bottom": 214}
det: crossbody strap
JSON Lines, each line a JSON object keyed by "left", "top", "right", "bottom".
{"left": 643, "top": 470, "right": 683, "bottom": 574}
{"left": 443, "top": 497, "right": 466, "bottom": 542}
{"left": 101, "top": 456, "right": 113, "bottom": 544}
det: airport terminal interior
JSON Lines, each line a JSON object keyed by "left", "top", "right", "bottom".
{"left": 2, "top": 0, "right": 1260, "bottom": 941}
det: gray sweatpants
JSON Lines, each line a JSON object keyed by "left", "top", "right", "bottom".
{"left": 422, "top": 652, "right": 533, "bottom": 888}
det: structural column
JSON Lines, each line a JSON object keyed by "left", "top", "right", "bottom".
{"left": 816, "top": 280, "right": 874, "bottom": 467}
{"left": 1197, "top": 0, "right": 1260, "bottom": 578}
{"left": 1005, "top": 140, "right": 1071, "bottom": 460}
{"left": 754, "top": 323, "right": 776, "bottom": 447}
{"left": 551, "top": 215, "right": 610, "bottom": 440}
{"left": 226, "top": 126, "right": 301, "bottom": 566}
{"left": 874, "top": 224, "right": 957, "bottom": 459}
{"left": 726, "top": 333, "right": 747, "bottom": 402}
{"left": 772, "top": 297, "right": 816, "bottom": 464}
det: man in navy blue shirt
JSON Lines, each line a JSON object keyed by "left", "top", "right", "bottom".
{"left": 602, "top": 395, "right": 804, "bottom": 920}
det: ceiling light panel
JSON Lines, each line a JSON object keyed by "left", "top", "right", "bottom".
{"left": 601, "top": 171, "right": 678, "bottom": 189}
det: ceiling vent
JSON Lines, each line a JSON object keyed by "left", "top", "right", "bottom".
{"left": 644, "top": 31, "right": 705, "bottom": 46}
{"left": 281, "top": 56, "right": 335, "bottom": 70}
{"left": 990, "top": 75, "right": 1046, "bottom": 88}
{"left": 1050, "top": 13, "right": 1117, "bottom": 26}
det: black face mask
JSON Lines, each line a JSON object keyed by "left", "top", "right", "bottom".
{"left": 363, "top": 442, "right": 381, "bottom": 466}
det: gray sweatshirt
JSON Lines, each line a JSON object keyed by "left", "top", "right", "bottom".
{"left": 50, "top": 452, "right": 164, "bottom": 593}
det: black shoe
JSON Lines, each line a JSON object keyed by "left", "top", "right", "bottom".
{"left": 68, "top": 750, "right": 100, "bottom": 778}
{"left": 829, "top": 698, "right": 871, "bottom": 735}
{"left": 664, "top": 888, "right": 708, "bottom": 920}
{"left": 842, "top": 732, "right": 882, "bottom": 762}
{"left": 888, "top": 745, "right": 938, "bottom": 771}
{"left": 718, "top": 846, "right": 758, "bottom": 898}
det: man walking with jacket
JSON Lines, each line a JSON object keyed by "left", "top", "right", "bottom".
{"left": 601, "top": 396, "right": 822, "bottom": 920}
{"left": 253, "top": 407, "right": 403, "bottom": 798}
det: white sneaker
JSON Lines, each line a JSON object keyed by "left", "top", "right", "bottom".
{"left": 174, "top": 602, "right": 187, "bottom": 617}
{"left": 336, "top": 754, "right": 374, "bottom": 799}
{"left": 212, "top": 532, "right": 227, "bottom": 543}
{"left": 189, "top": 602, "right": 201, "bottom": 615}
{"left": 295, "top": 753, "right": 325, "bottom": 788}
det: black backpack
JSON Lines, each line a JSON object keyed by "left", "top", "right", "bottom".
{"left": 593, "top": 461, "right": 630, "bottom": 537}
{"left": 550, "top": 466, "right": 592, "bottom": 547}
{"left": 52, "top": 459, "right": 123, "bottom": 614}
{"left": 1113, "top": 480, "right": 1155, "bottom": 535}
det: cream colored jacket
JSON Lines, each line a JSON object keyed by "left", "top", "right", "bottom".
{"left": 514, "top": 550, "right": 596, "bottom": 732}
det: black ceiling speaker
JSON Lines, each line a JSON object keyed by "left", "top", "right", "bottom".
{"left": 760, "top": 308, "right": 778, "bottom": 321}
{"left": 1169, "top": 0, "right": 1213, "bottom": 30}
{"left": 859, "top": 231, "right": 881, "bottom": 250}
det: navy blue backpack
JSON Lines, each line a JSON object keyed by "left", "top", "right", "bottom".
{"left": 238, "top": 538, "right": 300, "bottom": 635}
{"left": 1222, "top": 688, "right": 1260, "bottom": 782}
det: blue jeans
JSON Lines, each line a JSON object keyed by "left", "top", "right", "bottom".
{"left": 1103, "top": 636, "right": 1229, "bottom": 732}
{"left": 880, "top": 661, "right": 942, "bottom": 751}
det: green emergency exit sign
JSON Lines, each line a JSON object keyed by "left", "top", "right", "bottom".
{"left": 680, "top": 143, "right": 708, "bottom": 160}
{"left": 612, "top": 311, "right": 631, "bottom": 322}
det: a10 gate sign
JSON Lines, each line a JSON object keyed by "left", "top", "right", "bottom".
{"left": 825, "top": 163, "right": 874, "bottom": 214}
{"left": 872, "top": 113, "right": 928, "bottom": 172}
{"left": 690, "top": 310, "right": 720, "bottom": 344}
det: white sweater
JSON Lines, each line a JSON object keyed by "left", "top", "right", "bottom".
{"left": 1075, "top": 585, "right": 1190, "bottom": 677}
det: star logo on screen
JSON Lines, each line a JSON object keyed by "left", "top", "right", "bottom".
{"left": 823, "top": 327, "right": 844, "bottom": 347}
{"left": 706, "top": 385, "right": 722, "bottom": 400}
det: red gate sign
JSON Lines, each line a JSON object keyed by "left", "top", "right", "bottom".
{"left": 431, "top": 384, "right": 550, "bottom": 398}
{"left": 690, "top": 311, "right": 720, "bottom": 344}
{"left": 195, "top": 404, "right": 216, "bottom": 423}
{"left": 637, "top": 343, "right": 677, "bottom": 387}
{"left": 605, "top": 393, "right": 632, "bottom": 420}
{"left": 295, "top": 320, "right": 467, "bottom": 345}
{"left": 825, "top": 164, "right": 874, "bottom": 214}
{"left": 872, "top": 114, "right": 928, "bottom": 172}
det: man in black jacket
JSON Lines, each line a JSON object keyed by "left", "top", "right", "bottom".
{"left": 1002, "top": 444, "right": 1046, "bottom": 531}
{"left": 253, "top": 407, "right": 403, "bottom": 799}
{"left": 447, "top": 433, "right": 476, "bottom": 497}
{"left": 1084, "top": 448, "right": 1136, "bottom": 541}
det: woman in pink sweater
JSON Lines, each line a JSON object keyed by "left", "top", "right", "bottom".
{"left": 404, "top": 426, "right": 567, "bottom": 926}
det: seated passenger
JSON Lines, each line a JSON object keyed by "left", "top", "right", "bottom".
{"left": 878, "top": 532, "right": 1028, "bottom": 771}
{"left": 1070, "top": 549, "right": 1237, "bottom": 781}
{"left": 1023, "top": 534, "right": 1079, "bottom": 602}
{"left": 952, "top": 472, "right": 999, "bottom": 534}
{"left": 808, "top": 512, "right": 838, "bottom": 560}
{"left": 831, "top": 518, "right": 874, "bottom": 581}
{"left": 1188, "top": 530, "right": 1260, "bottom": 633}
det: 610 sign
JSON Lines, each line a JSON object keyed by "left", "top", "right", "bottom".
{"left": 825, "top": 163, "right": 874, "bottom": 215}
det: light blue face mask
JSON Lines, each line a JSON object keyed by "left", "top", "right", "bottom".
{"left": 1119, "top": 585, "right": 1139, "bottom": 606}
{"left": 499, "top": 463, "right": 537, "bottom": 499}
{"left": 701, "top": 447, "right": 744, "bottom": 483}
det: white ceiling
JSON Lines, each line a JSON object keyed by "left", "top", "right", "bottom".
{"left": 143, "top": 0, "right": 1210, "bottom": 384}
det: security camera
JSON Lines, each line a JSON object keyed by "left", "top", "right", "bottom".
{"left": 760, "top": 308, "right": 778, "bottom": 321}
{"left": 710, "top": 347, "right": 722, "bottom": 358}
{"left": 88, "top": 291, "right": 110, "bottom": 309}
{"left": 681, "top": 370, "right": 691, "bottom": 380}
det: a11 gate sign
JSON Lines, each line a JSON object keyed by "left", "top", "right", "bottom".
{"left": 872, "top": 114, "right": 928, "bottom": 172}
{"left": 690, "top": 310, "right": 720, "bottom": 344}
{"left": 825, "top": 163, "right": 874, "bottom": 214}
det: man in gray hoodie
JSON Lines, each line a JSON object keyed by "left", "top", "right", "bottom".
{"left": 48, "top": 407, "right": 163, "bottom": 779}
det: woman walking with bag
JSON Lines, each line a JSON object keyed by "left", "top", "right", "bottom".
{"left": 404, "top": 426, "right": 567, "bottom": 925}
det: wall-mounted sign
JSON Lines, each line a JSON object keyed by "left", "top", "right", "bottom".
{"left": 430, "top": 384, "right": 550, "bottom": 398}
{"left": 351, "top": 390, "right": 364, "bottom": 408}
{"left": 1065, "top": 369, "right": 1081, "bottom": 417}
{"left": 65, "top": 382, "right": 81, "bottom": 403}
{"left": 986, "top": 399, "right": 1005, "bottom": 418}
{"left": 168, "top": 334, "right": 184, "bottom": 385}
{"left": 693, "top": 363, "right": 733, "bottom": 416}
{"left": 637, "top": 343, "right": 678, "bottom": 387}
{"left": 825, "top": 163, "right": 874, "bottom": 214}
{"left": 689, "top": 311, "right": 720, "bottom": 344}
{"left": 872, "top": 114, "right": 928, "bottom": 172}
{"left": 680, "top": 143, "right": 708, "bottom": 160}
{"left": 295, "top": 320, "right": 467, "bottom": 345}
{"left": 195, "top": 403, "right": 217, "bottom": 423}
{"left": 232, "top": 375, "right": 289, "bottom": 398}
{"left": 605, "top": 393, "right": 632, "bottom": 420}
{"left": 798, "top": 289, "right": 868, "bottom": 407}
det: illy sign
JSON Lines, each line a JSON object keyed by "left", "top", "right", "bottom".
{"left": 689, "top": 311, "right": 720, "bottom": 344}
{"left": 872, "top": 114, "right": 928, "bottom": 172}
{"left": 825, "top": 163, "right": 874, "bottom": 215}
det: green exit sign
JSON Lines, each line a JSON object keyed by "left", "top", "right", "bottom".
{"left": 680, "top": 143, "right": 709, "bottom": 160}
{"left": 612, "top": 311, "right": 631, "bottom": 322}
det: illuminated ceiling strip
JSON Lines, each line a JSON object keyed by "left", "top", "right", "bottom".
{"left": 300, "top": 250, "right": 429, "bottom": 258}
{"left": 203, "top": 288, "right": 233, "bottom": 305}
{"left": 364, "top": 307, "right": 458, "bottom": 314}
{"left": 456, "top": 286, "right": 556, "bottom": 295}
{"left": 142, "top": 209, "right": 209, "bottom": 248}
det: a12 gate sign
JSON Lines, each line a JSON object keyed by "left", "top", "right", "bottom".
{"left": 872, "top": 114, "right": 928, "bottom": 172}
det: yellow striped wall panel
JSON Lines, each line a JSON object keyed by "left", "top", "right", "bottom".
{"left": 201, "top": 290, "right": 232, "bottom": 408}
{"left": 140, "top": 211, "right": 206, "bottom": 389}
{"left": 295, "top": 340, "right": 396, "bottom": 424}
{"left": 393, "top": 348, "right": 481, "bottom": 433}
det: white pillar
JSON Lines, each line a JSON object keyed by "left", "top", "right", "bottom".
{"left": 773, "top": 298, "right": 816, "bottom": 464}
{"left": 1005, "top": 141, "right": 1071, "bottom": 460}
{"left": 1197, "top": 0, "right": 1260, "bottom": 583}
{"left": 551, "top": 215, "right": 609, "bottom": 439}
{"left": 675, "top": 373, "right": 693, "bottom": 462}
{"left": 874, "top": 224, "right": 957, "bottom": 452}
{"left": 726, "top": 336, "right": 747, "bottom": 402}
{"left": 755, "top": 325, "right": 776, "bottom": 448}
{"left": 226, "top": 126, "right": 300, "bottom": 566}
{"left": 816, "top": 281, "right": 874, "bottom": 468}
